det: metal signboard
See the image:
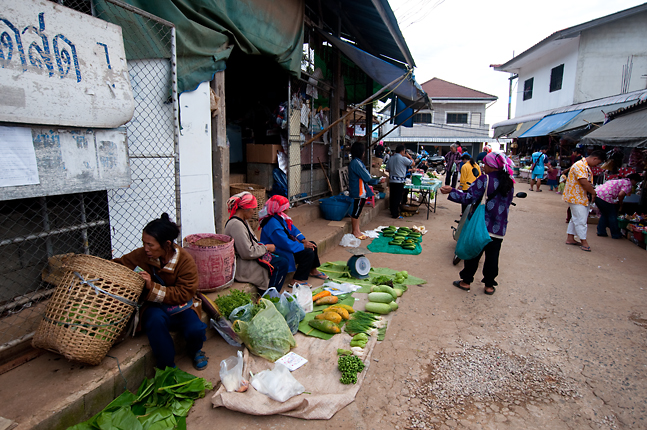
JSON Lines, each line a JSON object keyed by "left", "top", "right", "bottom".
{"left": 0, "top": 0, "right": 134, "bottom": 128}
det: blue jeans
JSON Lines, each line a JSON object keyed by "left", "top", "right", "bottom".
{"left": 268, "top": 253, "right": 289, "bottom": 289}
{"left": 595, "top": 197, "right": 622, "bottom": 238}
{"left": 142, "top": 304, "right": 207, "bottom": 369}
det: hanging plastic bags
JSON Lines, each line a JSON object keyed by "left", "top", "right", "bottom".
{"left": 233, "top": 298, "right": 296, "bottom": 362}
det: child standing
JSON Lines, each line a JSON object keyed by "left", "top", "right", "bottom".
{"left": 546, "top": 161, "right": 559, "bottom": 192}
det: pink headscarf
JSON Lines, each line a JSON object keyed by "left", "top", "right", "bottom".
{"left": 258, "top": 195, "right": 293, "bottom": 230}
{"left": 484, "top": 152, "right": 516, "bottom": 183}
{"left": 226, "top": 192, "right": 258, "bottom": 219}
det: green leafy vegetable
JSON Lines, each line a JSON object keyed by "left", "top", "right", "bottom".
{"left": 214, "top": 289, "right": 252, "bottom": 319}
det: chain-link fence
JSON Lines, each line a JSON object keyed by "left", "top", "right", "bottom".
{"left": 0, "top": 0, "right": 179, "bottom": 356}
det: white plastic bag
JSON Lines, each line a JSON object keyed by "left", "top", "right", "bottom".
{"left": 293, "top": 283, "right": 313, "bottom": 313}
{"left": 219, "top": 350, "right": 245, "bottom": 392}
{"left": 251, "top": 362, "right": 305, "bottom": 402}
{"left": 339, "top": 233, "right": 360, "bottom": 248}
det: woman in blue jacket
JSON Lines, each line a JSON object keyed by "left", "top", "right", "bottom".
{"left": 348, "top": 142, "right": 383, "bottom": 239}
{"left": 259, "top": 195, "right": 328, "bottom": 288}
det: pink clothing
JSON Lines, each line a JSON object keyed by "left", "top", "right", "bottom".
{"left": 596, "top": 178, "right": 632, "bottom": 204}
{"left": 547, "top": 167, "right": 559, "bottom": 181}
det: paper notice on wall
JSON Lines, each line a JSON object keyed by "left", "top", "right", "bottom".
{"left": 0, "top": 126, "right": 40, "bottom": 187}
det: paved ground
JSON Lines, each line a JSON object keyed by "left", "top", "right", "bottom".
{"left": 186, "top": 187, "right": 647, "bottom": 429}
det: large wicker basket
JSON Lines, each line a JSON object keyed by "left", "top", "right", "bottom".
{"left": 230, "top": 183, "right": 266, "bottom": 230}
{"left": 33, "top": 254, "right": 145, "bottom": 365}
{"left": 183, "top": 233, "right": 236, "bottom": 292}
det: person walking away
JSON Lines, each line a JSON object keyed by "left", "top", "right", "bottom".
{"left": 458, "top": 152, "right": 481, "bottom": 214}
{"left": 386, "top": 145, "right": 414, "bottom": 219}
{"left": 546, "top": 161, "right": 559, "bottom": 191}
{"left": 595, "top": 173, "right": 641, "bottom": 239}
{"left": 348, "top": 142, "right": 383, "bottom": 238}
{"left": 476, "top": 146, "right": 489, "bottom": 164}
{"left": 563, "top": 150, "right": 607, "bottom": 251}
{"left": 444, "top": 143, "right": 460, "bottom": 188}
{"left": 530, "top": 146, "right": 548, "bottom": 191}
{"left": 439, "top": 152, "right": 516, "bottom": 295}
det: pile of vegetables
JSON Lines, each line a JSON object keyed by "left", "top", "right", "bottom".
{"left": 337, "top": 354, "right": 365, "bottom": 385}
{"left": 214, "top": 289, "right": 253, "bottom": 320}
{"left": 381, "top": 226, "right": 421, "bottom": 250}
{"left": 69, "top": 367, "right": 212, "bottom": 430}
{"left": 344, "top": 310, "right": 380, "bottom": 335}
{"left": 312, "top": 290, "right": 339, "bottom": 306}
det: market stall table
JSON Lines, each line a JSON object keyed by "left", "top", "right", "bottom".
{"left": 404, "top": 179, "right": 442, "bottom": 219}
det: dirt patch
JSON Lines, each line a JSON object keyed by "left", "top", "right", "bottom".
{"left": 407, "top": 343, "right": 580, "bottom": 429}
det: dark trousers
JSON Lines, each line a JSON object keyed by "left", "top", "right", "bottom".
{"left": 459, "top": 238, "right": 503, "bottom": 288}
{"left": 445, "top": 169, "right": 458, "bottom": 188}
{"left": 293, "top": 241, "right": 321, "bottom": 281}
{"left": 595, "top": 197, "right": 622, "bottom": 238}
{"left": 388, "top": 182, "right": 408, "bottom": 218}
{"left": 143, "top": 305, "right": 207, "bottom": 369}
{"left": 268, "top": 253, "right": 289, "bottom": 289}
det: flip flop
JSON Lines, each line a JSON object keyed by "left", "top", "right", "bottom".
{"left": 356, "top": 234, "right": 368, "bottom": 240}
{"left": 310, "top": 271, "right": 329, "bottom": 280}
{"left": 289, "top": 281, "right": 312, "bottom": 288}
{"left": 452, "top": 280, "right": 470, "bottom": 291}
{"left": 580, "top": 246, "right": 592, "bottom": 252}
{"left": 484, "top": 286, "right": 496, "bottom": 295}
{"left": 565, "top": 241, "right": 582, "bottom": 246}
{"left": 536, "top": 189, "right": 543, "bottom": 192}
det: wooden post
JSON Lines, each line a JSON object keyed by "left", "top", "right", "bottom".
{"left": 211, "top": 71, "right": 228, "bottom": 233}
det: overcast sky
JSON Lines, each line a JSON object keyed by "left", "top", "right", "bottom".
{"left": 387, "top": 0, "right": 646, "bottom": 133}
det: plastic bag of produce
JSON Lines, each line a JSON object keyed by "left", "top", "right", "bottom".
{"left": 233, "top": 298, "right": 296, "bottom": 362}
{"left": 251, "top": 362, "right": 304, "bottom": 402}
{"left": 229, "top": 303, "right": 254, "bottom": 323}
{"left": 210, "top": 317, "right": 242, "bottom": 346}
{"left": 293, "top": 282, "right": 313, "bottom": 313}
{"left": 219, "top": 350, "right": 246, "bottom": 392}
{"left": 261, "top": 288, "right": 305, "bottom": 334}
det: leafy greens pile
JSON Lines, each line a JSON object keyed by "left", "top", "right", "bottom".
{"left": 69, "top": 367, "right": 212, "bottom": 430}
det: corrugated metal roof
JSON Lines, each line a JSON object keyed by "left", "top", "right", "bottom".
{"left": 421, "top": 78, "right": 497, "bottom": 100}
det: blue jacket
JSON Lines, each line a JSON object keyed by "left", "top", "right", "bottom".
{"left": 348, "top": 158, "right": 379, "bottom": 199}
{"left": 260, "top": 216, "right": 305, "bottom": 272}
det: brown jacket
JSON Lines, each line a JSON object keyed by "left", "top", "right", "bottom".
{"left": 224, "top": 217, "right": 270, "bottom": 290}
{"left": 113, "top": 246, "right": 200, "bottom": 318}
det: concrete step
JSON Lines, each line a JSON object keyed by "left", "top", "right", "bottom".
{"left": 0, "top": 197, "right": 389, "bottom": 430}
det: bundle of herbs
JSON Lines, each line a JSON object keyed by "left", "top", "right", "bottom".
{"left": 69, "top": 367, "right": 212, "bottom": 430}
{"left": 344, "top": 310, "right": 379, "bottom": 335}
{"left": 214, "top": 289, "right": 252, "bottom": 320}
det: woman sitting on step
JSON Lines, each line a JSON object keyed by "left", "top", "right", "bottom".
{"left": 259, "top": 195, "right": 328, "bottom": 288}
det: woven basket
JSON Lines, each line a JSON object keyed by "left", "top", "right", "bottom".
{"left": 33, "top": 254, "right": 144, "bottom": 365}
{"left": 183, "top": 233, "right": 236, "bottom": 292}
{"left": 230, "top": 183, "right": 266, "bottom": 226}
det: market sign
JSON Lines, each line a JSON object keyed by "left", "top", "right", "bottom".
{"left": 0, "top": 0, "right": 134, "bottom": 128}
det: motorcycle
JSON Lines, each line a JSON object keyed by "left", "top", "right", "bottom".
{"left": 450, "top": 191, "right": 527, "bottom": 265}
{"left": 427, "top": 155, "right": 446, "bottom": 174}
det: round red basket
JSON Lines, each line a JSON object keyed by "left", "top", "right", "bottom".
{"left": 183, "top": 233, "right": 236, "bottom": 292}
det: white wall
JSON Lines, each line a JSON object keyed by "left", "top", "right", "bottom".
{"left": 514, "top": 37, "right": 579, "bottom": 117}
{"left": 178, "top": 81, "right": 215, "bottom": 237}
{"left": 574, "top": 11, "right": 647, "bottom": 103}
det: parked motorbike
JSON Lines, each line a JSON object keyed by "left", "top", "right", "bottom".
{"left": 427, "top": 155, "right": 446, "bottom": 174}
{"left": 450, "top": 191, "right": 527, "bottom": 265}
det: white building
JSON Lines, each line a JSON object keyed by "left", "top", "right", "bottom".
{"left": 492, "top": 3, "right": 647, "bottom": 140}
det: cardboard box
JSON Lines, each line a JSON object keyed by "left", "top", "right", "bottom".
{"left": 246, "top": 144, "right": 282, "bottom": 164}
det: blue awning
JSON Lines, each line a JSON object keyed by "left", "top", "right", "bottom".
{"left": 519, "top": 110, "right": 583, "bottom": 138}
{"left": 320, "top": 31, "right": 429, "bottom": 108}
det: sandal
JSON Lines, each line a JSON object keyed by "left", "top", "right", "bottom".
{"left": 580, "top": 245, "right": 591, "bottom": 252}
{"left": 356, "top": 234, "right": 368, "bottom": 240}
{"left": 452, "top": 280, "right": 470, "bottom": 291}
{"left": 565, "top": 241, "right": 582, "bottom": 246}
{"left": 193, "top": 350, "right": 208, "bottom": 371}
{"left": 310, "top": 270, "right": 329, "bottom": 280}
{"left": 289, "top": 281, "right": 312, "bottom": 288}
{"left": 484, "top": 286, "right": 496, "bottom": 295}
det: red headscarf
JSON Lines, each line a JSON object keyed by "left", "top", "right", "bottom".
{"left": 227, "top": 192, "right": 257, "bottom": 219}
{"left": 258, "top": 195, "right": 292, "bottom": 230}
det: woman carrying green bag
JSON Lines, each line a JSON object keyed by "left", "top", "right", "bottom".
{"left": 440, "top": 152, "right": 515, "bottom": 295}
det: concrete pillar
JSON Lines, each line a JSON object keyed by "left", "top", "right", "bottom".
{"left": 330, "top": 15, "right": 342, "bottom": 194}
{"left": 365, "top": 78, "right": 373, "bottom": 169}
{"left": 211, "top": 71, "right": 228, "bottom": 233}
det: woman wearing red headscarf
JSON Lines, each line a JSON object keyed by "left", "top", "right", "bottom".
{"left": 259, "top": 195, "right": 328, "bottom": 288}
{"left": 224, "top": 192, "right": 288, "bottom": 291}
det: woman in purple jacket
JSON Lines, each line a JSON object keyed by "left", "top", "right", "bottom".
{"left": 440, "top": 152, "right": 515, "bottom": 295}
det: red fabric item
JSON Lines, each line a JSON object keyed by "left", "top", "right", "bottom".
{"left": 259, "top": 195, "right": 293, "bottom": 230}
{"left": 227, "top": 192, "right": 257, "bottom": 219}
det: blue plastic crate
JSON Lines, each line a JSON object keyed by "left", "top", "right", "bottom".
{"left": 319, "top": 195, "right": 353, "bottom": 221}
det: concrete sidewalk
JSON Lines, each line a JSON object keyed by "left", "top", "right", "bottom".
{"left": 0, "top": 197, "right": 389, "bottom": 430}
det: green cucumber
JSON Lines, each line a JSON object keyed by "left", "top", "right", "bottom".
{"left": 367, "top": 292, "right": 394, "bottom": 303}
{"left": 365, "top": 302, "right": 391, "bottom": 314}
{"left": 389, "top": 301, "right": 399, "bottom": 311}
